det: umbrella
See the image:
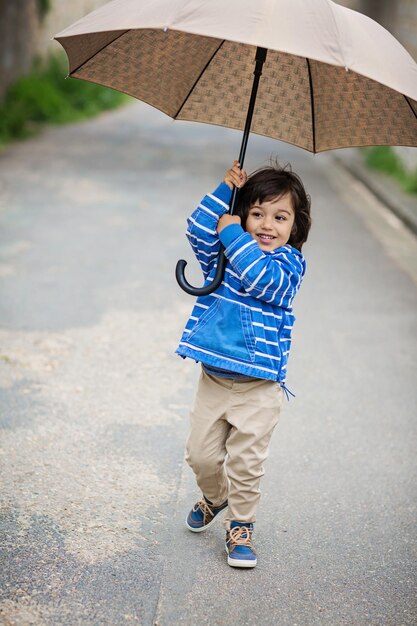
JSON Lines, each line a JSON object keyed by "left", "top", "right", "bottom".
{"left": 54, "top": 0, "right": 417, "bottom": 296}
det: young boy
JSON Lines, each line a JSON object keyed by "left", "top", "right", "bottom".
{"left": 176, "top": 160, "right": 311, "bottom": 568}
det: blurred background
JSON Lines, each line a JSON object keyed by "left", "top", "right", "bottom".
{"left": 1, "top": 3, "right": 416, "bottom": 623}
{"left": 1, "top": 0, "right": 417, "bottom": 191}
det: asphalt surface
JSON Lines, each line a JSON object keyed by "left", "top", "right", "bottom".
{"left": 0, "top": 101, "right": 416, "bottom": 625}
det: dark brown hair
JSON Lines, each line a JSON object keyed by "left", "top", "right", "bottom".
{"left": 236, "top": 162, "right": 311, "bottom": 251}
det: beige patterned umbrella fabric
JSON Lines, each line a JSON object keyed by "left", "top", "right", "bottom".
{"left": 55, "top": 0, "right": 417, "bottom": 153}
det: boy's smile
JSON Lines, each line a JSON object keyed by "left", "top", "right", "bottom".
{"left": 245, "top": 193, "right": 295, "bottom": 251}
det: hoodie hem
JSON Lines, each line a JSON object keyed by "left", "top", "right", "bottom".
{"left": 176, "top": 344, "right": 284, "bottom": 383}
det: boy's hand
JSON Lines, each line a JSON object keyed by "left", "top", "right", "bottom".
{"left": 217, "top": 214, "right": 241, "bottom": 233}
{"left": 224, "top": 160, "right": 248, "bottom": 190}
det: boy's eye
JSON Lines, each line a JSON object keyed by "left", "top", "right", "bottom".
{"left": 275, "top": 215, "right": 286, "bottom": 221}
{"left": 251, "top": 211, "right": 262, "bottom": 218}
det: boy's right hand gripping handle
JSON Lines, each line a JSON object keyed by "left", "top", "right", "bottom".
{"left": 175, "top": 246, "right": 227, "bottom": 296}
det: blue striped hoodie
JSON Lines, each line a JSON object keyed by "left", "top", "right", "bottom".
{"left": 176, "top": 182, "right": 306, "bottom": 384}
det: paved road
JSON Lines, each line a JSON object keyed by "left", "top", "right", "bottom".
{"left": 1, "top": 102, "right": 416, "bottom": 625}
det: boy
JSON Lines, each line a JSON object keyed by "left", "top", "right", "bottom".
{"left": 176, "top": 160, "right": 311, "bottom": 568}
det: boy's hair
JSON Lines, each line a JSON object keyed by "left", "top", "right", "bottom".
{"left": 236, "top": 162, "right": 311, "bottom": 251}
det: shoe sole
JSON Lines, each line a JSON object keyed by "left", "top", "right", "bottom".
{"left": 185, "top": 507, "right": 227, "bottom": 533}
{"left": 225, "top": 544, "right": 257, "bottom": 568}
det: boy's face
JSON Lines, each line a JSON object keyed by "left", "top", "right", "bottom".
{"left": 245, "top": 193, "right": 295, "bottom": 252}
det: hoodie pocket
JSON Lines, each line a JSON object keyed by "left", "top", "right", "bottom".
{"left": 187, "top": 298, "right": 221, "bottom": 341}
{"left": 187, "top": 298, "right": 256, "bottom": 363}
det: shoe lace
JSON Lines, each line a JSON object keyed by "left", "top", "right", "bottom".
{"left": 193, "top": 499, "right": 213, "bottom": 524}
{"left": 228, "top": 526, "right": 255, "bottom": 552}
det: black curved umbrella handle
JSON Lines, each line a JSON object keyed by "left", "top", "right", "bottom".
{"left": 175, "top": 47, "right": 267, "bottom": 297}
{"left": 175, "top": 246, "right": 227, "bottom": 297}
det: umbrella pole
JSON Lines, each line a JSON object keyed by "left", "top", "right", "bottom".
{"left": 176, "top": 47, "right": 268, "bottom": 296}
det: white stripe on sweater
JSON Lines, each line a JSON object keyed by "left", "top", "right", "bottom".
{"left": 258, "top": 276, "right": 274, "bottom": 299}
{"left": 188, "top": 233, "right": 219, "bottom": 247}
{"left": 207, "top": 193, "right": 230, "bottom": 210}
{"left": 196, "top": 257, "right": 209, "bottom": 267}
{"left": 188, "top": 215, "right": 217, "bottom": 235}
{"left": 255, "top": 350, "right": 281, "bottom": 361}
{"left": 256, "top": 338, "right": 280, "bottom": 347}
{"left": 245, "top": 265, "right": 267, "bottom": 293}
{"left": 267, "top": 267, "right": 285, "bottom": 304}
{"left": 216, "top": 279, "right": 283, "bottom": 318}
{"left": 229, "top": 240, "right": 256, "bottom": 263}
{"left": 241, "top": 256, "right": 263, "bottom": 279}
{"left": 225, "top": 267, "right": 240, "bottom": 280}
{"left": 278, "top": 278, "right": 291, "bottom": 307}
{"left": 210, "top": 293, "right": 282, "bottom": 326}
{"left": 252, "top": 322, "right": 278, "bottom": 332}
{"left": 220, "top": 281, "right": 249, "bottom": 298}
{"left": 190, "top": 243, "right": 219, "bottom": 259}
{"left": 199, "top": 203, "right": 221, "bottom": 218}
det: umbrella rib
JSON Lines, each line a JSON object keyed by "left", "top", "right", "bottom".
{"left": 173, "top": 40, "right": 226, "bottom": 119}
{"left": 67, "top": 30, "right": 130, "bottom": 76}
{"left": 306, "top": 59, "right": 316, "bottom": 154}
{"left": 404, "top": 95, "right": 417, "bottom": 122}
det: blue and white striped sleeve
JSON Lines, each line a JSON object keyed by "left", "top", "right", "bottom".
{"left": 186, "top": 182, "right": 232, "bottom": 278}
{"left": 219, "top": 225, "right": 306, "bottom": 309}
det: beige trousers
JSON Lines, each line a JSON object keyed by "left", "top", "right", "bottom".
{"left": 185, "top": 369, "right": 283, "bottom": 529}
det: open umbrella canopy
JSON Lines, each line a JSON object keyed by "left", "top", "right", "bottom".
{"left": 55, "top": 0, "right": 417, "bottom": 296}
{"left": 55, "top": 0, "right": 417, "bottom": 153}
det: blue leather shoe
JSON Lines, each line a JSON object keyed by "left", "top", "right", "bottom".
{"left": 186, "top": 496, "right": 228, "bottom": 533}
{"left": 225, "top": 521, "right": 257, "bottom": 568}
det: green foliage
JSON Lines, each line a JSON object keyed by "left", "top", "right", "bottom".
{"left": 37, "top": 0, "right": 51, "bottom": 19}
{"left": 0, "top": 54, "right": 130, "bottom": 145}
{"left": 364, "top": 146, "right": 417, "bottom": 195}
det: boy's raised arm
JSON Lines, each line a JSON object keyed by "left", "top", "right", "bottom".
{"left": 185, "top": 162, "right": 248, "bottom": 280}
{"left": 186, "top": 182, "right": 232, "bottom": 279}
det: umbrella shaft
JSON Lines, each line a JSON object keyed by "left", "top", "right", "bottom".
{"left": 175, "top": 47, "right": 267, "bottom": 296}
{"left": 229, "top": 46, "right": 268, "bottom": 216}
